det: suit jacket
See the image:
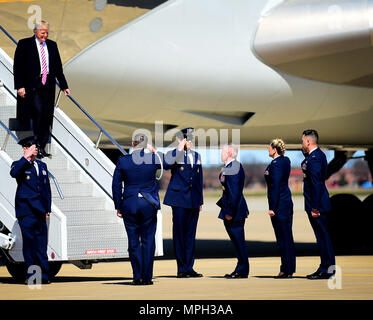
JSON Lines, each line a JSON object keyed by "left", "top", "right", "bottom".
{"left": 13, "top": 36, "right": 68, "bottom": 91}
{"left": 217, "top": 160, "right": 249, "bottom": 221}
{"left": 10, "top": 157, "right": 52, "bottom": 218}
{"left": 163, "top": 148, "right": 204, "bottom": 209}
{"left": 112, "top": 149, "right": 164, "bottom": 215}
{"left": 264, "top": 155, "right": 293, "bottom": 216}
{"left": 301, "top": 148, "right": 331, "bottom": 213}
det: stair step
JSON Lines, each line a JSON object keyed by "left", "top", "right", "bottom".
{"left": 53, "top": 196, "right": 107, "bottom": 211}
{"left": 0, "top": 104, "right": 16, "bottom": 119}
{"left": 51, "top": 182, "right": 93, "bottom": 198}
{"left": 64, "top": 210, "right": 118, "bottom": 226}
{"left": 48, "top": 169, "right": 81, "bottom": 183}
{"left": 67, "top": 224, "right": 126, "bottom": 240}
{"left": 43, "top": 156, "right": 69, "bottom": 170}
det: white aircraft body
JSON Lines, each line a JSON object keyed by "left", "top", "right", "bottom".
{"left": 63, "top": 0, "right": 373, "bottom": 151}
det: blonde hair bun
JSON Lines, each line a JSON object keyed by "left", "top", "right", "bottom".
{"left": 270, "top": 138, "right": 286, "bottom": 155}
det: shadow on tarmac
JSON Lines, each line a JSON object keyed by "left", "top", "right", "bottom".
{"left": 159, "top": 239, "right": 321, "bottom": 260}
{"left": 1, "top": 239, "right": 372, "bottom": 284}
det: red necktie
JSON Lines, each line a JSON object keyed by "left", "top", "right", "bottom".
{"left": 40, "top": 43, "right": 48, "bottom": 85}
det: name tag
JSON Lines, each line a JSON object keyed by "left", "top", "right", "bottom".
{"left": 42, "top": 170, "right": 47, "bottom": 176}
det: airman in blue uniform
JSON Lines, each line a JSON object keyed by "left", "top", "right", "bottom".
{"left": 112, "top": 134, "right": 185, "bottom": 285}
{"left": 217, "top": 144, "right": 249, "bottom": 278}
{"left": 301, "top": 129, "right": 335, "bottom": 279}
{"left": 163, "top": 128, "right": 204, "bottom": 278}
{"left": 10, "top": 136, "right": 51, "bottom": 284}
{"left": 264, "top": 139, "right": 295, "bottom": 278}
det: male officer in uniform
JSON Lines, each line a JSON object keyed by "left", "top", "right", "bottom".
{"left": 10, "top": 136, "right": 52, "bottom": 284}
{"left": 163, "top": 127, "right": 204, "bottom": 278}
{"left": 301, "top": 129, "right": 335, "bottom": 279}
{"left": 217, "top": 144, "right": 249, "bottom": 278}
{"left": 112, "top": 134, "right": 186, "bottom": 285}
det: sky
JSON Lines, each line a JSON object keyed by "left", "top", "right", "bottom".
{"left": 153, "top": 148, "right": 366, "bottom": 168}
{"left": 195, "top": 149, "right": 366, "bottom": 168}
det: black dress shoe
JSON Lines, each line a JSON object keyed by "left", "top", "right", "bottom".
{"left": 131, "top": 279, "right": 142, "bottom": 285}
{"left": 37, "top": 149, "right": 52, "bottom": 159}
{"left": 225, "top": 272, "right": 248, "bottom": 279}
{"left": 274, "top": 272, "right": 293, "bottom": 279}
{"left": 307, "top": 271, "right": 334, "bottom": 280}
{"left": 177, "top": 272, "right": 190, "bottom": 278}
{"left": 142, "top": 280, "right": 154, "bottom": 285}
{"left": 187, "top": 270, "right": 203, "bottom": 278}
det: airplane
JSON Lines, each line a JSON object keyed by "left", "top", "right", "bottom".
{"left": 2, "top": 0, "right": 373, "bottom": 249}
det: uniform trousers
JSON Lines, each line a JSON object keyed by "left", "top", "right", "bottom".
{"left": 172, "top": 206, "right": 199, "bottom": 274}
{"left": 224, "top": 219, "right": 249, "bottom": 276}
{"left": 307, "top": 212, "right": 335, "bottom": 273}
{"left": 18, "top": 212, "right": 49, "bottom": 281}
{"left": 123, "top": 198, "right": 157, "bottom": 282}
{"left": 270, "top": 213, "right": 296, "bottom": 274}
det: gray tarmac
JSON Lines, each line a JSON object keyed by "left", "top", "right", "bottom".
{"left": 0, "top": 196, "right": 372, "bottom": 300}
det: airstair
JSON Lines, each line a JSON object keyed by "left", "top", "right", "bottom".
{"left": 0, "top": 26, "right": 163, "bottom": 280}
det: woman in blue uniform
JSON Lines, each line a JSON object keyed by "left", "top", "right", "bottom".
{"left": 264, "top": 139, "right": 296, "bottom": 278}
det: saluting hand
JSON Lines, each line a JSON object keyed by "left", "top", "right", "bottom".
{"left": 147, "top": 144, "right": 156, "bottom": 153}
{"left": 23, "top": 144, "right": 38, "bottom": 160}
{"left": 177, "top": 138, "right": 187, "bottom": 151}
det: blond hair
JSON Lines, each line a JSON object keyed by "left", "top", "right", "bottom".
{"left": 270, "top": 138, "right": 286, "bottom": 155}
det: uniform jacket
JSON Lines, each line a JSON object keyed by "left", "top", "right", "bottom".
{"left": 217, "top": 160, "right": 249, "bottom": 221}
{"left": 301, "top": 148, "right": 331, "bottom": 213}
{"left": 264, "top": 155, "right": 293, "bottom": 215}
{"left": 112, "top": 149, "right": 164, "bottom": 214}
{"left": 13, "top": 36, "right": 68, "bottom": 91}
{"left": 163, "top": 148, "right": 204, "bottom": 209}
{"left": 10, "top": 157, "right": 52, "bottom": 218}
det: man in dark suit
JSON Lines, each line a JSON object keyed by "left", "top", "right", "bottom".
{"left": 10, "top": 136, "right": 52, "bottom": 284}
{"left": 301, "top": 129, "right": 335, "bottom": 279}
{"left": 163, "top": 127, "right": 204, "bottom": 278}
{"left": 13, "top": 20, "right": 70, "bottom": 158}
{"left": 217, "top": 144, "right": 249, "bottom": 278}
{"left": 112, "top": 134, "right": 185, "bottom": 285}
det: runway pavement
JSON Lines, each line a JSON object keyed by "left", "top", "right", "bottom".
{"left": 0, "top": 196, "right": 372, "bottom": 300}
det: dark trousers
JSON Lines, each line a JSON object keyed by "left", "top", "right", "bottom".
{"left": 270, "top": 214, "right": 296, "bottom": 274}
{"left": 307, "top": 212, "right": 335, "bottom": 273}
{"left": 123, "top": 198, "right": 157, "bottom": 282}
{"left": 18, "top": 213, "right": 49, "bottom": 281}
{"left": 172, "top": 206, "right": 199, "bottom": 274}
{"left": 19, "top": 77, "right": 55, "bottom": 149}
{"left": 224, "top": 219, "right": 249, "bottom": 276}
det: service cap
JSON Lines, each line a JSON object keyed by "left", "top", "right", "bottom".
{"left": 175, "top": 127, "right": 194, "bottom": 141}
{"left": 18, "top": 135, "right": 38, "bottom": 148}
